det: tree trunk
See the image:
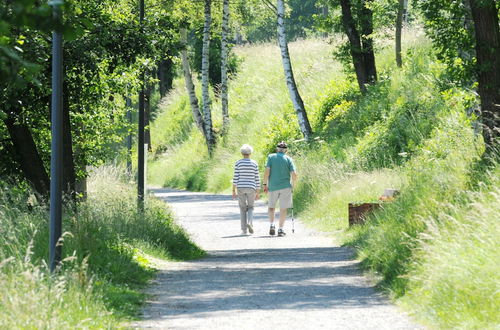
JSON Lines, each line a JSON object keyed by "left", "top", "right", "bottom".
{"left": 158, "top": 58, "right": 174, "bottom": 98}
{"left": 276, "top": 0, "right": 313, "bottom": 140}
{"left": 62, "top": 83, "right": 76, "bottom": 201}
{"left": 144, "top": 70, "right": 152, "bottom": 152}
{"left": 221, "top": 0, "right": 230, "bottom": 136}
{"left": 470, "top": 0, "right": 500, "bottom": 156}
{"left": 202, "top": 0, "right": 216, "bottom": 155}
{"left": 360, "top": 0, "right": 377, "bottom": 83}
{"left": 181, "top": 28, "right": 205, "bottom": 134}
{"left": 4, "top": 113, "right": 50, "bottom": 198}
{"left": 125, "top": 97, "right": 133, "bottom": 173}
{"left": 395, "top": 0, "right": 404, "bottom": 67}
{"left": 339, "top": 0, "right": 369, "bottom": 93}
{"left": 403, "top": 0, "right": 408, "bottom": 23}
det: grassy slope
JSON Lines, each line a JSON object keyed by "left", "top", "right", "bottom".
{"left": 149, "top": 32, "right": 499, "bottom": 329}
{"left": 149, "top": 39, "right": 343, "bottom": 191}
{"left": 0, "top": 167, "right": 204, "bottom": 328}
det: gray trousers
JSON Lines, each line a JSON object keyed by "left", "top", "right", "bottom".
{"left": 237, "top": 188, "right": 256, "bottom": 231}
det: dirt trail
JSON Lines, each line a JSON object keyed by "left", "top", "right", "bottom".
{"left": 131, "top": 188, "right": 422, "bottom": 329}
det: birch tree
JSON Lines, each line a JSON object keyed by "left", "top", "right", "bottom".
{"left": 221, "top": 0, "right": 230, "bottom": 135}
{"left": 202, "top": 0, "right": 216, "bottom": 154}
{"left": 181, "top": 28, "right": 205, "bottom": 134}
{"left": 276, "top": 0, "right": 313, "bottom": 140}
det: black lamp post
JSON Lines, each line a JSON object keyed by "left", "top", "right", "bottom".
{"left": 48, "top": 0, "right": 64, "bottom": 273}
{"left": 137, "top": 0, "right": 146, "bottom": 209}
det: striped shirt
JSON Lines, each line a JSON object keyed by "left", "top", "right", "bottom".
{"left": 233, "top": 158, "right": 260, "bottom": 190}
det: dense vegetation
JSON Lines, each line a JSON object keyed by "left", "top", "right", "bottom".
{"left": 0, "top": 167, "right": 204, "bottom": 327}
{"left": 148, "top": 33, "right": 498, "bottom": 328}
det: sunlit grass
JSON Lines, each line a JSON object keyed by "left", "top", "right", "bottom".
{"left": 401, "top": 171, "right": 500, "bottom": 329}
{"left": 0, "top": 166, "right": 204, "bottom": 328}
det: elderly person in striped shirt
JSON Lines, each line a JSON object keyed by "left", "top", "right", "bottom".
{"left": 232, "top": 144, "right": 261, "bottom": 235}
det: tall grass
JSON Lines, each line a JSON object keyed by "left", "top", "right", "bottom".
{"left": 0, "top": 166, "right": 203, "bottom": 328}
{"left": 401, "top": 170, "right": 500, "bottom": 329}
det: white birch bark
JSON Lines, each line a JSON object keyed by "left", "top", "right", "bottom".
{"left": 180, "top": 28, "right": 205, "bottom": 134}
{"left": 276, "top": 0, "right": 312, "bottom": 140}
{"left": 202, "top": 0, "right": 215, "bottom": 154}
{"left": 221, "top": 0, "right": 230, "bottom": 135}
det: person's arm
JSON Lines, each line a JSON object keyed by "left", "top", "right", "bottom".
{"left": 291, "top": 171, "right": 298, "bottom": 189}
{"left": 263, "top": 167, "right": 270, "bottom": 193}
{"left": 255, "top": 164, "right": 261, "bottom": 199}
{"left": 232, "top": 162, "right": 239, "bottom": 200}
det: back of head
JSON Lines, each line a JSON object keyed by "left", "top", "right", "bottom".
{"left": 276, "top": 141, "right": 287, "bottom": 153}
{"left": 240, "top": 144, "right": 253, "bottom": 155}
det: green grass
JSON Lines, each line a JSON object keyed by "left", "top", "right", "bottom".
{"left": 147, "top": 29, "right": 499, "bottom": 328}
{"left": 401, "top": 168, "right": 500, "bottom": 329}
{"left": 148, "top": 39, "right": 344, "bottom": 192}
{"left": 0, "top": 166, "right": 204, "bottom": 328}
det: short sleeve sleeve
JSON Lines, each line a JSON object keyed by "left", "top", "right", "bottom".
{"left": 265, "top": 155, "right": 271, "bottom": 168}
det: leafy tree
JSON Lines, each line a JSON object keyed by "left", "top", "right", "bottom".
{"left": 0, "top": 0, "right": 179, "bottom": 197}
{"left": 416, "top": 0, "right": 476, "bottom": 85}
{"left": 469, "top": 0, "right": 500, "bottom": 156}
{"left": 317, "top": 0, "right": 377, "bottom": 93}
{"left": 417, "top": 0, "right": 499, "bottom": 156}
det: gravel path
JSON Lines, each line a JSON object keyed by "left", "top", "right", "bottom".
{"left": 132, "top": 188, "right": 422, "bottom": 330}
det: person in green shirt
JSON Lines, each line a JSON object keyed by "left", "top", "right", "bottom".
{"left": 263, "top": 141, "right": 297, "bottom": 236}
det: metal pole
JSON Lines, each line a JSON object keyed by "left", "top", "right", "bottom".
{"left": 137, "top": 0, "right": 145, "bottom": 208}
{"left": 49, "top": 0, "right": 64, "bottom": 273}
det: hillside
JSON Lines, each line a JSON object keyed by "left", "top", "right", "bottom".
{"left": 148, "top": 34, "right": 499, "bottom": 328}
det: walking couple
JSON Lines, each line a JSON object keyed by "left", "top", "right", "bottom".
{"left": 232, "top": 141, "right": 297, "bottom": 236}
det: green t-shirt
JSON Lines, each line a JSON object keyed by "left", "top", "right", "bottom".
{"left": 265, "top": 152, "right": 296, "bottom": 191}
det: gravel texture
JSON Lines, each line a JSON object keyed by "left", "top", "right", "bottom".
{"left": 131, "top": 188, "right": 423, "bottom": 330}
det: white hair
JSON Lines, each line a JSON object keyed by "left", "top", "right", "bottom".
{"left": 240, "top": 144, "right": 253, "bottom": 155}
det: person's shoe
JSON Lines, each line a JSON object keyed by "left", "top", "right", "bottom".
{"left": 278, "top": 229, "right": 286, "bottom": 237}
{"left": 269, "top": 225, "right": 276, "bottom": 236}
{"left": 241, "top": 230, "right": 248, "bottom": 235}
{"left": 247, "top": 223, "right": 254, "bottom": 234}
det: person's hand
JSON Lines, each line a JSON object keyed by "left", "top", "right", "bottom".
{"left": 255, "top": 191, "right": 260, "bottom": 200}
{"left": 232, "top": 191, "right": 236, "bottom": 200}
{"left": 263, "top": 185, "right": 269, "bottom": 193}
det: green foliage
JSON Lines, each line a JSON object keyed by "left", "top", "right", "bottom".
{"left": 192, "top": 30, "right": 241, "bottom": 88}
{"left": 0, "top": 166, "right": 204, "bottom": 327}
{"left": 235, "top": 0, "right": 321, "bottom": 42}
{"left": 416, "top": 0, "right": 476, "bottom": 86}
{"left": 0, "top": 0, "right": 180, "bottom": 186}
